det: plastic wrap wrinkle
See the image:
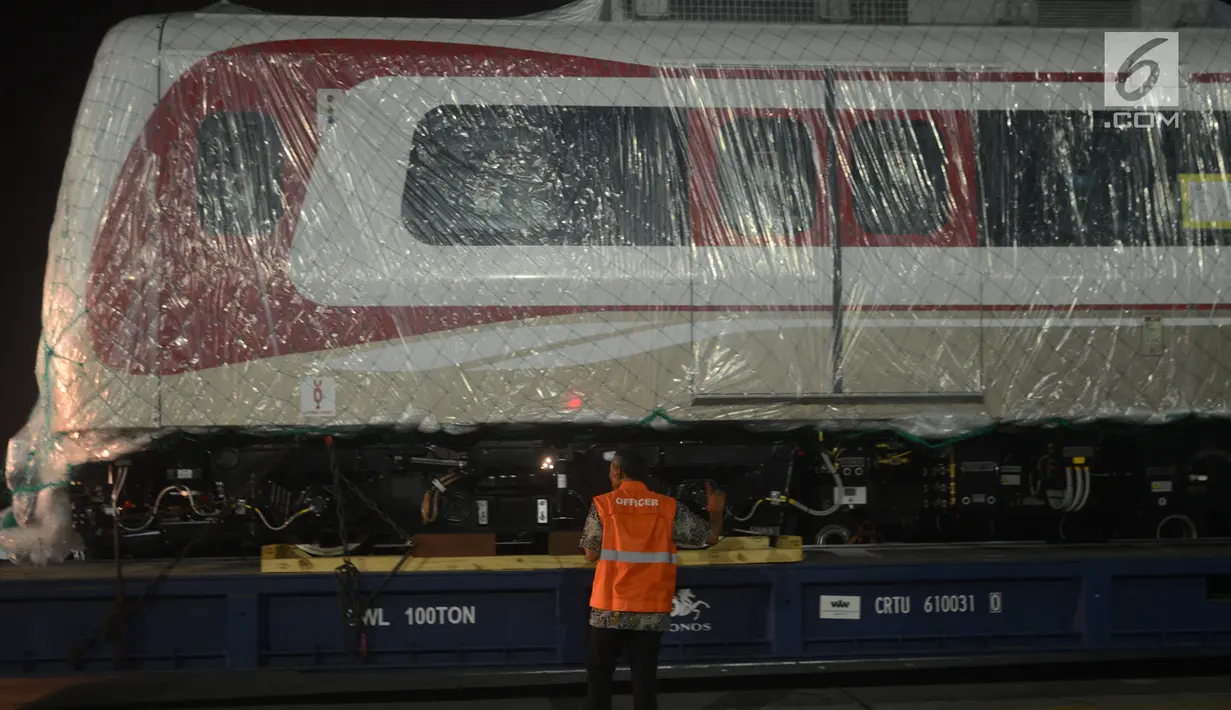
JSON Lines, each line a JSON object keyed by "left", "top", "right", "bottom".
{"left": 3, "top": 10, "right": 1231, "bottom": 562}
{"left": 519, "top": 0, "right": 608, "bottom": 21}
{"left": 197, "top": 1, "right": 265, "bottom": 14}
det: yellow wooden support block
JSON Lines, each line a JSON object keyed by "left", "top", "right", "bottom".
{"left": 258, "top": 535, "right": 803, "bottom": 574}
{"left": 699, "top": 536, "right": 771, "bottom": 550}
{"left": 677, "top": 547, "right": 802, "bottom": 565}
{"left": 678, "top": 536, "right": 803, "bottom": 565}
{"left": 260, "top": 552, "right": 591, "bottom": 574}
{"left": 775, "top": 535, "right": 803, "bottom": 550}
{"left": 262, "top": 544, "right": 309, "bottom": 560}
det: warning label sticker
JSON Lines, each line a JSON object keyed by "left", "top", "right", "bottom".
{"left": 300, "top": 376, "right": 337, "bottom": 417}
{"left": 820, "top": 594, "right": 861, "bottom": 620}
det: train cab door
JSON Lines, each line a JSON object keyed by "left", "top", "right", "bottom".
{"left": 830, "top": 97, "right": 985, "bottom": 402}
{"left": 685, "top": 105, "right": 835, "bottom": 401}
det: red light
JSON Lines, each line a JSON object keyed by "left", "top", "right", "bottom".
{"left": 566, "top": 396, "right": 583, "bottom": 410}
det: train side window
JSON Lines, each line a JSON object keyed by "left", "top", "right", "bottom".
{"left": 982, "top": 111, "right": 1179, "bottom": 247}
{"left": 403, "top": 106, "right": 568, "bottom": 247}
{"left": 578, "top": 106, "right": 689, "bottom": 247}
{"left": 714, "top": 116, "right": 818, "bottom": 240}
{"left": 1182, "top": 110, "right": 1231, "bottom": 174}
{"left": 402, "top": 105, "right": 687, "bottom": 247}
{"left": 196, "top": 111, "right": 286, "bottom": 237}
{"left": 848, "top": 118, "right": 949, "bottom": 237}
{"left": 1179, "top": 111, "right": 1231, "bottom": 245}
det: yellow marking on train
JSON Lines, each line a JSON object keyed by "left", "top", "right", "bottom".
{"left": 1180, "top": 172, "right": 1231, "bottom": 229}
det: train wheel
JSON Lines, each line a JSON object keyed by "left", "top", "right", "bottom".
{"left": 812, "top": 523, "right": 853, "bottom": 546}
{"left": 1154, "top": 514, "right": 1200, "bottom": 540}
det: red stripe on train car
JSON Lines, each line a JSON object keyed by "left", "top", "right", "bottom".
{"left": 687, "top": 304, "right": 1231, "bottom": 313}
{"left": 87, "top": 40, "right": 662, "bottom": 376}
{"left": 831, "top": 70, "right": 1115, "bottom": 83}
{"left": 85, "top": 38, "right": 1229, "bottom": 377}
{"left": 659, "top": 67, "right": 831, "bottom": 80}
{"left": 649, "top": 68, "right": 1160, "bottom": 84}
{"left": 206, "top": 38, "right": 660, "bottom": 77}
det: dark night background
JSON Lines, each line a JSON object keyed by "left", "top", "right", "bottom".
{"left": 5, "top": 1, "right": 1231, "bottom": 462}
{"left": 2, "top": 0, "right": 569, "bottom": 464}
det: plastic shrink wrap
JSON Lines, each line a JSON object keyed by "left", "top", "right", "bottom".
{"left": 3, "top": 4, "right": 1230, "bottom": 562}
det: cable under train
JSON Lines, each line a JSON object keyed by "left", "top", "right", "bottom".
{"left": 9, "top": 9, "right": 1231, "bottom": 560}
{"left": 68, "top": 422, "right": 1231, "bottom": 559}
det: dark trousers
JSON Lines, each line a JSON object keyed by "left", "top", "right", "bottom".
{"left": 586, "top": 626, "right": 663, "bottom": 710}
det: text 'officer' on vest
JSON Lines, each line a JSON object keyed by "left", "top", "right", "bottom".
{"left": 615, "top": 497, "right": 660, "bottom": 507}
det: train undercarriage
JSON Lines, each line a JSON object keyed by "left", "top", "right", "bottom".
{"left": 66, "top": 420, "right": 1231, "bottom": 560}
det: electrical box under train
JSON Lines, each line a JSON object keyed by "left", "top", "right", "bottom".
{"left": 61, "top": 421, "right": 1231, "bottom": 561}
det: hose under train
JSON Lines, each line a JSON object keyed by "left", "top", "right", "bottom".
{"left": 734, "top": 452, "right": 845, "bottom": 522}
{"left": 421, "top": 471, "right": 464, "bottom": 524}
{"left": 1048, "top": 466, "right": 1092, "bottom": 514}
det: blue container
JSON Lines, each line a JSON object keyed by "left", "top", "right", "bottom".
{"left": 263, "top": 570, "right": 571, "bottom": 669}
{"left": 794, "top": 561, "right": 1087, "bottom": 658}
{"left": 1, "top": 544, "right": 1228, "bottom": 678}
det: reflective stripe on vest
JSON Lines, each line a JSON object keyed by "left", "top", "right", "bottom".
{"left": 598, "top": 549, "right": 679, "bottom": 564}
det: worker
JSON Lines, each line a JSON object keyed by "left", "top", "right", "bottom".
{"left": 580, "top": 447, "right": 725, "bottom": 710}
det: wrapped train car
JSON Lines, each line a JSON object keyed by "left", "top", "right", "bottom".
{"left": 3, "top": 9, "right": 1231, "bottom": 562}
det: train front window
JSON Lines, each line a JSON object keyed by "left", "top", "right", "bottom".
{"left": 714, "top": 116, "right": 818, "bottom": 240}
{"left": 196, "top": 111, "right": 286, "bottom": 237}
{"left": 402, "top": 105, "right": 686, "bottom": 247}
{"left": 848, "top": 118, "right": 949, "bottom": 237}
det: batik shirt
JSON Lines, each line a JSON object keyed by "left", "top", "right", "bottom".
{"left": 580, "top": 500, "right": 712, "bottom": 632}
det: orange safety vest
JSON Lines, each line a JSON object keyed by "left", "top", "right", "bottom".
{"left": 589, "top": 480, "right": 678, "bottom": 614}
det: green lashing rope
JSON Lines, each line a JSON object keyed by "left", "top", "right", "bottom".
{"left": 636, "top": 408, "right": 680, "bottom": 427}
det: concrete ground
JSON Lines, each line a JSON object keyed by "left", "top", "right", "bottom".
{"left": 391, "top": 676, "right": 1231, "bottom": 709}
{"left": 7, "top": 674, "right": 1230, "bottom": 710}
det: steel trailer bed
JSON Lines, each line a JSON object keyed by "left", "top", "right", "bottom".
{"left": 2, "top": 542, "right": 1229, "bottom": 679}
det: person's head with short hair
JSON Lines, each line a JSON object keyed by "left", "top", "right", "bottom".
{"left": 609, "top": 447, "right": 650, "bottom": 489}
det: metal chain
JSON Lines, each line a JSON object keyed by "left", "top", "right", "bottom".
{"left": 70, "top": 444, "right": 293, "bottom": 669}
{"left": 336, "top": 473, "right": 414, "bottom": 545}
{"left": 327, "top": 440, "right": 350, "bottom": 558}
{"left": 324, "top": 437, "right": 418, "bottom": 663}
{"left": 327, "top": 438, "right": 363, "bottom": 659}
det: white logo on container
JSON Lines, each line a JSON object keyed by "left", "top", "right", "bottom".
{"left": 669, "top": 589, "right": 712, "bottom": 632}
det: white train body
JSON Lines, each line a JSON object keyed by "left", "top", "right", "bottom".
{"left": 29, "top": 11, "right": 1231, "bottom": 445}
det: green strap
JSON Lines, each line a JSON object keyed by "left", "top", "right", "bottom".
{"left": 637, "top": 408, "right": 679, "bottom": 427}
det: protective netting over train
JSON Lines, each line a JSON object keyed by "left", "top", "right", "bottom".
{"left": 4, "top": 0, "right": 1231, "bottom": 561}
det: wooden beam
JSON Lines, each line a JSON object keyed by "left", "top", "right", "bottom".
{"left": 259, "top": 535, "right": 803, "bottom": 574}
